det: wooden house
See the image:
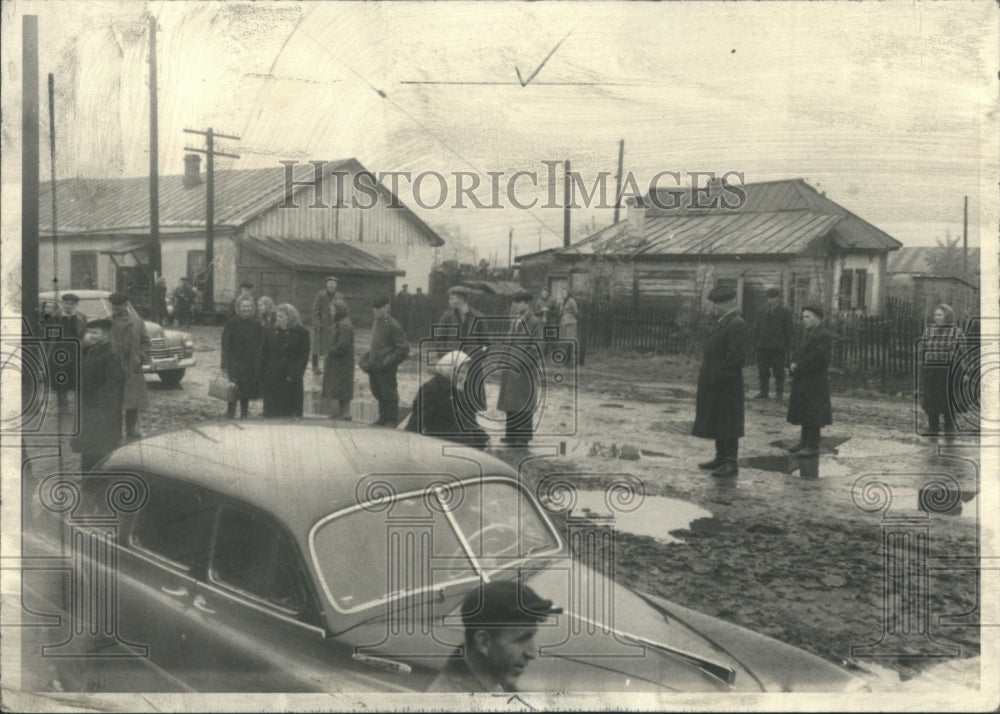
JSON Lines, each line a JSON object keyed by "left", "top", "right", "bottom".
{"left": 887, "top": 246, "right": 980, "bottom": 321}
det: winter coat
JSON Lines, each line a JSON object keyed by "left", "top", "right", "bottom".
{"left": 46, "top": 311, "right": 88, "bottom": 390}
{"left": 752, "top": 304, "right": 794, "bottom": 351}
{"left": 405, "top": 374, "right": 488, "bottom": 449}
{"left": 497, "top": 312, "right": 544, "bottom": 413}
{"left": 322, "top": 303, "right": 355, "bottom": 402}
{"left": 787, "top": 327, "right": 833, "bottom": 428}
{"left": 221, "top": 314, "right": 264, "bottom": 398}
{"left": 110, "top": 311, "right": 150, "bottom": 410}
{"left": 436, "top": 307, "right": 488, "bottom": 350}
{"left": 693, "top": 310, "right": 748, "bottom": 440}
{"left": 312, "top": 289, "right": 346, "bottom": 356}
{"left": 70, "top": 341, "right": 123, "bottom": 456}
{"left": 258, "top": 324, "right": 311, "bottom": 417}
{"left": 360, "top": 316, "right": 409, "bottom": 374}
{"left": 919, "top": 324, "right": 966, "bottom": 415}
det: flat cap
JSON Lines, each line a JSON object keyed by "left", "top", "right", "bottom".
{"left": 371, "top": 294, "right": 391, "bottom": 309}
{"left": 60, "top": 293, "right": 80, "bottom": 303}
{"left": 707, "top": 286, "right": 737, "bottom": 303}
{"left": 801, "top": 304, "right": 824, "bottom": 319}
{"left": 447, "top": 285, "right": 473, "bottom": 298}
{"left": 239, "top": 280, "right": 254, "bottom": 289}
{"left": 461, "top": 580, "right": 562, "bottom": 629}
{"left": 87, "top": 317, "right": 113, "bottom": 330}
{"left": 325, "top": 275, "right": 339, "bottom": 282}
{"left": 108, "top": 292, "right": 129, "bottom": 305}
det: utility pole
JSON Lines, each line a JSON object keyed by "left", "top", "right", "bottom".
{"left": 184, "top": 127, "right": 239, "bottom": 317}
{"left": 148, "top": 15, "right": 162, "bottom": 322}
{"left": 23, "top": 16, "right": 39, "bottom": 338}
{"left": 508, "top": 228, "right": 513, "bottom": 269}
{"left": 613, "top": 139, "right": 624, "bottom": 224}
{"left": 48, "top": 73, "right": 58, "bottom": 299}
{"left": 563, "top": 159, "right": 571, "bottom": 248}
{"left": 962, "top": 195, "right": 968, "bottom": 276}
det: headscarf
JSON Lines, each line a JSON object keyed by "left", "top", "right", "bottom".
{"left": 434, "top": 350, "right": 470, "bottom": 382}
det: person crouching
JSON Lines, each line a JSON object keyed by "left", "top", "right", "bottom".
{"left": 786, "top": 305, "right": 833, "bottom": 458}
{"left": 406, "top": 350, "right": 488, "bottom": 448}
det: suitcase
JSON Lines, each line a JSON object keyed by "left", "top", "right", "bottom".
{"left": 208, "top": 376, "right": 238, "bottom": 402}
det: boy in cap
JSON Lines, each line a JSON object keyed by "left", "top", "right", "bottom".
{"left": 47, "top": 292, "right": 88, "bottom": 407}
{"left": 692, "top": 285, "right": 748, "bottom": 477}
{"left": 428, "top": 579, "right": 561, "bottom": 692}
{"left": 359, "top": 295, "right": 409, "bottom": 426}
{"left": 752, "top": 287, "right": 793, "bottom": 400}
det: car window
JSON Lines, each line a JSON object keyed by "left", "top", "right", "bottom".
{"left": 209, "top": 506, "right": 308, "bottom": 614}
{"left": 75, "top": 297, "right": 112, "bottom": 320}
{"left": 130, "top": 480, "right": 215, "bottom": 571}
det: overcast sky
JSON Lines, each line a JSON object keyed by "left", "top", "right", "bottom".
{"left": 2, "top": 1, "right": 996, "bottom": 261}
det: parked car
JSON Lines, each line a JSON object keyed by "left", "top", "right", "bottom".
{"left": 21, "top": 423, "right": 864, "bottom": 693}
{"left": 39, "top": 289, "right": 195, "bottom": 385}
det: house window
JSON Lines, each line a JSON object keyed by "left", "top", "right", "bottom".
{"left": 838, "top": 271, "right": 853, "bottom": 310}
{"left": 855, "top": 270, "right": 868, "bottom": 309}
{"left": 838, "top": 269, "right": 869, "bottom": 310}
{"left": 187, "top": 250, "right": 206, "bottom": 283}
{"left": 791, "top": 275, "right": 811, "bottom": 313}
{"left": 70, "top": 252, "right": 98, "bottom": 290}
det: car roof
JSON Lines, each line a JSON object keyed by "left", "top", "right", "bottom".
{"left": 105, "top": 422, "right": 520, "bottom": 535}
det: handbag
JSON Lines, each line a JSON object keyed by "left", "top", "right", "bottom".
{"left": 208, "top": 376, "right": 238, "bottom": 402}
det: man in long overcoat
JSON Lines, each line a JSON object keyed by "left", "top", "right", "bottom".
{"left": 752, "top": 286, "right": 794, "bottom": 400}
{"left": 109, "top": 292, "right": 149, "bottom": 439}
{"left": 437, "top": 285, "right": 488, "bottom": 413}
{"left": 46, "top": 293, "right": 88, "bottom": 407}
{"left": 786, "top": 305, "right": 833, "bottom": 457}
{"left": 359, "top": 295, "right": 409, "bottom": 426}
{"left": 692, "top": 286, "right": 748, "bottom": 477}
{"left": 321, "top": 300, "right": 355, "bottom": 419}
{"left": 497, "top": 291, "right": 544, "bottom": 447}
{"left": 311, "top": 276, "right": 345, "bottom": 375}
{"left": 70, "top": 318, "right": 123, "bottom": 473}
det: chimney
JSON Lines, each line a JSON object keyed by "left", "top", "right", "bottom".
{"left": 183, "top": 154, "right": 202, "bottom": 188}
{"left": 627, "top": 197, "right": 646, "bottom": 239}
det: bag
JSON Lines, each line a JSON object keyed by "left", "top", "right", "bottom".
{"left": 208, "top": 376, "right": 238, "bottom": 402}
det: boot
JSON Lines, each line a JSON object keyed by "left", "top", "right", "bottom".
{"left": 698, "top": 456, "right": 724, "bottom": 470}
{"left": 711, "top": 460, "right": 739, "bottom": 477}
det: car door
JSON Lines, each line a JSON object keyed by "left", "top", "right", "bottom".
{"left": 115, "top": 474, "right": 218, "bottom": 690}
{"left": 183, "top": 502, "right": 410, "bottom": 693}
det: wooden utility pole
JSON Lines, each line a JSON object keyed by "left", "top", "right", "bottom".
{"left": 22, "top": 16, "right": 39, "bottom": 337}
{"left": 508, "top": 228, "right": 513, "bottom": 268}
{"left": 184, "top": 127, "right": 239, "bottom": 317}
{"left": 563, "top": 159, "right": 571, "bottom": 248}
{"left": 613, "top": 139, "right": 624, "bottom": 224}
{"left": 148, "top": 15, "right": 162, "bottom": 322}
{"left": 963, "top": 195, "right": 968, "bottom": 275}
{"left": 48, "top": 73, "right": 58, "bottom": 299}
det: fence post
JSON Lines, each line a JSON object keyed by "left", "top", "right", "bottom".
{"left": 881, "top": 318, "right": 888, "bottom": 393}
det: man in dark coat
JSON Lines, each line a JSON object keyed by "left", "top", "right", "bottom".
{"left": 752, "top": 287, "right": 794, "bottom": 400}
{"left": 221, "top": 296, "right": 264, "bottom": 419}
{"left": 311, "top": 276, "right": 345, "bottom": 375}
{"left": 257, "top": 304, "right": 311, "bottom": 417}
{"left": 786, "top": 305, "right": 833, "bottom": 458}
{"left": 406, "top": 350, "right": 488, "bottom": 448}
{"left": 46, "top": 293, "right": 88, "bottom": 408}
{"left": 109, "top": 292, "right": 149, "bottom": 439}
{"left": 173, "top": 277, "right": 195, "bottom": 327}
{"left": 70, "top": 319, "right": 123, "bottom": 473}
{"left": 359, "top": 295, "right": 409, "bottom": 426}
{"left": 692, "top": 286, "right": 748, "bottom": 477}
{"left": 497, "top": 291, "right": 544, "bottom": 447}
{"left": 437, "top": 285, "right": 488, "bottom": 412}
{"left": 322, "top": 300, "right": 355, "bottom": 420}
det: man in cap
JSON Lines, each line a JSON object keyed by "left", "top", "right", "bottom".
{"left": 173, "top": 276, "right": 195, "bottom": 327}
{"left": 428, "top": 579, "right": 561, "bottom": 692}
{"left": 692, "top": 285, "right": 748, "bottom": 477}
{"left": 70, "top": 318, "right": 123, "bottom": 473}
{"left": 437, "top": 285, "right": 488, "bottom": 413}
{"left": 108, "top": 292, "right": 149, "bottom": 439}
{"left": 312, "top": 276, "right": 346, "bottom": 375}
{"left": 497, "top": 290, "right": 544, "bottom": 447}
{"left": 359, "top": 295, "right": 409, "bottom": 426}
{"left": 752, "top": 287, "right": 794, "bottom": 400}
{"left": 46, "top": 293, "right": 88, "bottom": 407}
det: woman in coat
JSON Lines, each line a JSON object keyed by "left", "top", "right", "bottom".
{"left": 221, "top": 296, "right": 264, "bottom": 419}
{"left": 786, "top": 305, "right": 833, "bottom": 458}
{"left": 70, "top": 319, "right": 123, "bottom": 473}
{"left": 322, "top": 300, "right": 355, "bottom": 419}
{"left": 919, "top": 303, "right": 965, "bottom": 436}
{"left": 558, "top": 288, "right": 579, "bottom": 341}
{"left": 257, "top": 304, "right": 311, "bottom": 418}
{"left": 406, "top": 350, "right": 488, "bottom": 449}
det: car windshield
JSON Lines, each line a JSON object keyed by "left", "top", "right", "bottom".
{"left": 310, "top": 478, "right": 560, "bottom": 614}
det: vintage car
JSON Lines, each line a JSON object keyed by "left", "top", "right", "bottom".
{"left": 39, "top": 289, "right": 195, "bottom": 385}
{"left": 20, "top": 423, "right": 864, "bottom": 694}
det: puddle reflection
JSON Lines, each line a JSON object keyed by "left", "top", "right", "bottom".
{"left": 570, "top": 491, "right": 713, "bottom": 544}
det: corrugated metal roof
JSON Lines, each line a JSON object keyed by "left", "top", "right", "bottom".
{"left": 567, "top": 209, "right": 841, "bottom": 257}
{"left": 242, "top": 237, "right": 404, "bottom": 276}
{"left": 889, "top": 246, "right": 981, "bottom": 275}
{"left": 38, "top": 158, "right": 444, "bottom": 246}
{"left": 554, "top": 179, "right": 901, "bottom": 258}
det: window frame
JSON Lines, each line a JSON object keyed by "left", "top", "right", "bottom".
{"left": 127, "top": 476, "right": 218, "bottom": 576}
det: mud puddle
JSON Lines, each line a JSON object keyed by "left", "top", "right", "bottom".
{"left": 569, "top": 490, "right": 713, "bottom": 544}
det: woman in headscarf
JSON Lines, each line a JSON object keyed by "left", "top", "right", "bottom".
{"left": 221, "top": 295, "right": 264, "bottom": 419}
{"left": 257, "top": 296, "right": 278, "bottom": 330}
{"left": 257, "top": 304, "right": 311, "bottom": 417}
{"left": 322, "top": 299, "right": 355, "bottom": 420}
{"left": 406, "top": 350, "right": 488, "bottom": 449}
{"left": 786, "top": 305, "right": 833, "bottom": 458}
{"left": 919, "top": 303, "right": 966, "bottom": 436}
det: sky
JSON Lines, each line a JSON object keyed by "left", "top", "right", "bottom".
{"left": 2, "top": 1, "right": 997, "bottom": 262}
